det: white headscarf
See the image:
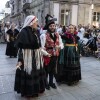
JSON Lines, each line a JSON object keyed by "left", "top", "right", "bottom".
{"left": 22, "top": 15, "right": 38, "bottom": 29}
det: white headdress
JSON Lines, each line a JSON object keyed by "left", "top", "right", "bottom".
{"left": 22, "top": 15, "right": 38, "bottom": 29}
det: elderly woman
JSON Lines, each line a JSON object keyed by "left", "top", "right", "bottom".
{"left": 14, "top": 15, "right": 50, "bottom": 98}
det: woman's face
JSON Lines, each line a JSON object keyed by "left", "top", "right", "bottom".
{"left": 69, "top": 25, "right": 75, "bottom": 34}
{"left": 32, "top": 21, "right": 38, "bottom": 29}
{"left": 11, "top": 24, "right": 15, "bottom": 30}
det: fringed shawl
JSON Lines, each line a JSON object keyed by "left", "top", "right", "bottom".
{"left": 23, "top": 48, "right": 44, "bottom": 75}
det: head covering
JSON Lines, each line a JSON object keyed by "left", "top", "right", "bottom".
{"left": 6, "top": 22, "right": 10, "bottom": 24}
{"left": 44, "top": 14, "right": 57, "bottom": 30}
{"left": 22, "top": 15, "right": 38, "bottom": 29}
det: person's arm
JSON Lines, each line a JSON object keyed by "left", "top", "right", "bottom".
{"left": 16, "top": 48, "right": 23, "bottom": 69}
{"left": 15, "top": 29, "right": 19, "bottom": 39}
{"left": 40, "top": 34, "right": 51, "bottom": 56}
{"left": 40, "top": 34, "right": 46, "bottom": 49}
{"left": 59, "top": 35, "right": 64, "bottom": 49}
{"left": 41, "top": 48, "right": 49, "bottom": 56}
{"left": 6, "top": 29, "right": 11, "bottom": 42}
{"left": 6, "top": 34, "right": 10, "bottom": 42}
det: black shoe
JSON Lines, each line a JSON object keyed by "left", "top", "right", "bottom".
{"left": 67, "top": 82, "right": 73, "bottom": 86}
{"left": 32, "top": 94, "right": 38, "bottom": 97}
{"left": 10, "top": 56, "right": 12, "bottom": 58}
{"left": 49, "top": 83, "right": 57, "bottom": 89}
{"left": 14, "top": 56, "right": 17, "bottom": 58}
{"left": 45, "top": 84, "right": 50, "bottom": 90}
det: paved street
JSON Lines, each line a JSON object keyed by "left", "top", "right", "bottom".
{"left": 1, "top": 44, "right": 100, "bottom": 100}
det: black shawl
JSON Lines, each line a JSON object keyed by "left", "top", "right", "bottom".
{"left": 15, "top": 26, "right": 41, "bottom": 49}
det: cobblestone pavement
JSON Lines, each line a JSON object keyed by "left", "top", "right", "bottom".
{"left": 0, "top": 44, "right": 100, "bottom": 100}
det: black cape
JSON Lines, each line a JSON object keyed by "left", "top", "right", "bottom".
{"left": 15, "top": 26, "right": 41, "bottom": 49}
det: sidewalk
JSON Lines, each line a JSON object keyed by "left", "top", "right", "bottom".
{"left": 0, "top": 44, "right": 100, "bottom": 100}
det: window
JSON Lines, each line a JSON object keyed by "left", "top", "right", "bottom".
{"left": 23, "top": 0, "right": 27, "bottom": 3}
{"left": 93, "top": 12, "right": 100, "bottom": 22}
{"left": 61, "top": 14, "right": 64, "bottom": 25}
{"left": 61, "top": 9, "right": 69, "bottom": 25}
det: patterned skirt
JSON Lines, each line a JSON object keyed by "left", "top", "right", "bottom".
{"left": 14, "top": 66, "right": 46, "bottom": 97}
{"left": 56, "top": 46, "right": 81, "bottom": 84}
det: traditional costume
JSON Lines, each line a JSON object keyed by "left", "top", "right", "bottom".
{"left": 58, "top": 32, "right": 81, "bottom": 85}
{"left": 40, "top": 15, "right": 63, "bottom": 89}
{"left": 5, "top": 28, "right": 19, "bottom": 57}
{"left": 14, "top": 15, "right": 49, "bottom": 97}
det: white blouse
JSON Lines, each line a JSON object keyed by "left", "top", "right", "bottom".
{"left": 40, "top": 33, "right": 64, "bottom": 49}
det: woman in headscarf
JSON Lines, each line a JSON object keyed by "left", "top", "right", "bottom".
{"left": 58, "top": 24, "right": 81, "bottom": 85}
{"left": 14, "top": 15, "right": 51, "bottom": 98}
{"left": 5, "top": 23, "right": 19, "bottom": 58}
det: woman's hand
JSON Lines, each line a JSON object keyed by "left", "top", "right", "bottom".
{"left": 47, "top": 54, "right": 52, "bottom": 57}
{"left": 16, "top": 62, "right": 22, "bottom": 69}
{"left": 7, "top": 39, "right": 10, "bottom": 42}
{"left": 55, "top": 46, "right": 61, "bottom": 50}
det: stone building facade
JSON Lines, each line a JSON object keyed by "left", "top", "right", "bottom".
{"left": 30, "top": 0, "right": 79, "bottom": 26}
{"left": 9, "top": 0, "right": 100, "bottom": 27}
{"left": 1, "top": 1, "right": 11, "bottom": 23}
{"left": 10, "top": 0, "right": 32, "bottom": 26}
{"left": 78, "top": 0, "right": 100, "bottom": 27}
{"left": 30, "top": 0, "right": 100, "bottom": 26}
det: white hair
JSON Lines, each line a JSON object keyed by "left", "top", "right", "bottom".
{"left": 6, "top": 22, "right": 10, "bottom": 24}
{"left": 9, "top": 23, "right": 15, "bottom": 29}
{"left": 22, "top": 15, "right": 38, "bottom": 29}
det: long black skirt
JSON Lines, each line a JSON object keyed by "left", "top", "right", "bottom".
{"left": 56, "top": 46, "right": 81, "bottom": 84}
{"left": 6, "top": 41, "right": 18, "bottom": 57}
{"left": 14, "top": 67, "right": 46, "bottom": 97}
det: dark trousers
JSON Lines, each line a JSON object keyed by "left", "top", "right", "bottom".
{"left": 44, "top": 56, "right": 57, "bottom": 85}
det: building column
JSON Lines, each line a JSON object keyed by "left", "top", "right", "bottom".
{"left": 71, "top": 4, "right": 78, "bottom": 26}
{"left": 53, "top": 3, "right": 60, "bottom": 24}
{"left": 89, "top": 5, "right": 93, "bottom": 25}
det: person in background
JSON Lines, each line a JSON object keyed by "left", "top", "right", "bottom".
{"left": 96, "top": 34, "right": 100, "bottom": 59}
{"left": 74, "top": 26, "right": 78, "bottom": 35}
{"left": 0, "top": 24, "right": 2, "bottom": 43}
{"left": 57, "top": 25, "right": 63, "bottom": 35}
{"left": 5, "top": 22, "right": 10, "bottom": 41}
{"left": 0, "top": 23, "right": 5, "bottom": 43}
{"left": 5, "top": 23, "right": 19, "bottom": 58}
{"left": 77, "top": 24, "right": 85, "bottom": 40}
{"left": 62, "top": 26, "right": 66, "bottom": 34}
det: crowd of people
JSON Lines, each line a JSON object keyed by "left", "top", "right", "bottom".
{"left": 0, "top": 14, "right": 100, "bottom": 99}
{"left": 77, "top": 24, "right": 100, "bottom": 59}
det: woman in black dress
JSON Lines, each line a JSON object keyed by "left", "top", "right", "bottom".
{"left": 5, "top": 23, "right": 19, "bottom": 58}
{"left": 14, "top": 15, "right": 51, "bottom": 99}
